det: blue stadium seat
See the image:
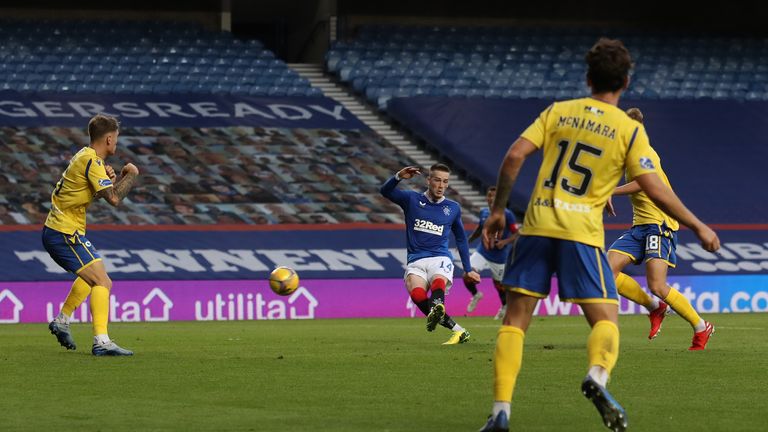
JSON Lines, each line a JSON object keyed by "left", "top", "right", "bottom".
{"left": 247, "top": 85, "right": 268, "bottom": 95}
{"left": 228, "top": 84, "right": 248, "bottom": 94}
{"left": 330, "top": 25, "right": 768, "bottom": 104}
{"left": 152, "top": 83, "right": 173, "bottom": 93}
{"left": 304, "top": 87, "right": 324, "bottom": 97}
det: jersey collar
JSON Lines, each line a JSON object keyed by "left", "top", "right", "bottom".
{"left": 422, "top": 191, "right": 445, "bottom": 204}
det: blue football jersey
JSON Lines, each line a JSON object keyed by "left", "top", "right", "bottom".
{"left": 380, "top": 176, "right": 472, "bottom": 271}
{"left": 477, "top": 207, "right": 517, "bottom": 264}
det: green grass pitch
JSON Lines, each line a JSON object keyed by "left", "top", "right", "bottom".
{"left": 0, "top": 313, "right": 765, "bottom": 431}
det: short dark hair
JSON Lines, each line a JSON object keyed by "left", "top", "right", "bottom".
{"left": 429, "top": 163, "right": 451, "bottom": 174}
{"left": 585, "top": 38, "right": 633, "bottom": 94}
{"left": 88, "top": 114, "right": 119, "bottom": 142}
{"left": 487, "top": 186, "right": 497, "bottom": 193}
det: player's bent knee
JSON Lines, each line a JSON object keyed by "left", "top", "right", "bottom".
{"left": 78, "top": 269, "right": 112, "bottom": 290}
{"left": 100, "top": 276, "right": 113, "bottom": 290}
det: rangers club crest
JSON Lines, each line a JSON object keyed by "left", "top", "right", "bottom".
{"left": 443, "top": 206, "right": 451, "bottom": 216}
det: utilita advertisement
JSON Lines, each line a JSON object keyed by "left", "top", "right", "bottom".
{"left": 1, "top": 275, "right": 765, "bottom": 324}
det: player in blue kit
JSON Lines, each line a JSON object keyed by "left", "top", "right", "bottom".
{"left": 463, "top": 187, "right": 519, "bottom": 318}
{"left": 380, "top": 163, "right": 481, "bottom": 345}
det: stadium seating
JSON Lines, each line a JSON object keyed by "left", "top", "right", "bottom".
{"left": 0, "top": 125, "right": 481, "bottom": 226}
{"left": 0, "top": 19, "right": 323, "bottom": 96}
{"left": 326, "top": 25, "right": 768, "bottom": 108}
{"left": 0, "top": 20, "right": 490, "bottom": 227}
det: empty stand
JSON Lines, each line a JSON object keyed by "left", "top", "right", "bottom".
{"left": 326, "top": 25, "right": 768, "bottom": 108}
{"left": 0, "top": 19, "right": 323, "bottom": 96}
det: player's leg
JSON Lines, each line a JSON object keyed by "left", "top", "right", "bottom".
{"left": 404, "top": 269, "right": 452, "bottom": 331}
{"left": 609, "top": 252, "right": 658, "bottom": 311}
{"left": 405, "top": 273, "right": 431, "bottom": 317}
{"left": 608, "top": 229, "right": 660, "bottom": 312}
{"left": 492, "top": 281, "right": 507, "bottom": 320}
{"left": 58, "top": 277, "right": 92, "bottom": 320}
{"left": 428, "top": 264, "right": 450, "bottom": 308}
{"left": 464, "top": 252, "right": 485, "bottom": 313}
{"left": 481, "top": 235, "right": 552, "bottom": 431}
{"left": 580, "top": 303, "right": 619, "bottom": 387}
{"left": 77, "top": 261, "right": 132, "bottom": 356}
{"left": 427, "top": 274, "right": 466, "bottom": 339}
{"left": 49, "top": 277, "right": 92, "bottom": 350}
{"left": 609, "top": 228, "right": 666, "bottom": 340}
{"left": 645, "top": 259, "right": 712, "bottom": 349}
{"left": 439, "top": 316, "right": 471, "bottom": 345}
{"left": 490, "top": 262, "right": 507, "bottom": 319}
{"left": 75, "top": 261, "right": 112, "bottom": 340}
{"left": 423, "top": 258, "right": 453, "bottom": 332}
{"left": 405, "top": 262, "right": 468, "bottom": 341}
{"left": 610, "top": 250, "right": 667, "bottom": 339}
{"left": 41, "top": 227, "right": 94, "bottom": 350}
{"left": 580, "top": 303, "right": 627, "bottom": 432}
{"left": 494, "top": 281, "right": 506, "bottom": 305}
{"left": 424, "top": 261, "right": 471, "bottom": 343}
{"left": 559, "top": 241, "right": 626, "bottom": 432}
{"left": 488, "top": 291, "right": 538, "bottom": 424}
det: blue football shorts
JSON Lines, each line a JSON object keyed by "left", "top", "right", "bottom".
{"left": 42, "top": 226, "right": 103, "bottom": 274}
{"left": 608, "top": 223, "right": 678, "bottom": 268}
{"left": 501, "top": 235, "right": 618, "bottom": 304}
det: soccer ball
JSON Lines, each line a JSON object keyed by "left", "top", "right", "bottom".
{"left": 269, "top": 266, "right": 299, "bottom": 296}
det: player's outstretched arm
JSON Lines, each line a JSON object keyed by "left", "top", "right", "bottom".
{"left": 606, "top": 180, "right": 642, "bottom": 216}
{"left": 635, "top": 172, "right": 720, "bottom": 252}
{"left": 483, "top": 137, "right": 538, "bottom": 249}
{"left": 97, "top": 163, "right": 139, "bottom": 207}
{"left": 613, "top": 180, "right": 641, "bottom": 196}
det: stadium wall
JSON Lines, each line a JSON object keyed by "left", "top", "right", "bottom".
{"left": 388, "top": 97, "right": 768, "bottom": 224}
{"left": 2, "top": 226, "right": 767, "bottom": 323}
{"left": 1, "top": 93, "right": 765, "bottom": 323}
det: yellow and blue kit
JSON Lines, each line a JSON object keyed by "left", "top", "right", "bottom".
{"left": 42, "top": 147, "right": 112, "bottom": 273}
{"left": 609, "top": 146, "right": 680, "bottom": 267}
{"left": 503, "top": 98, "right": 659, "bottom": 303}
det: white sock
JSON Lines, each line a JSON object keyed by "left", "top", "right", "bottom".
{"left": 492, "top": 401, "right": 510, "bottom": 419}
{"left": 451, "top": 323, "right": 465, "bottom": 332}
{"left": 694, "top": 319, "right": 707, "bottom": 332}
{"left": 647, "top": 297, "right": 660, "bottom": 312}
{"left": 55, "top": 312, "right": 70, "bottom": 324}
{"left": 587, "top": 366, "right": 609, "bottom": 388}
{"left": 94, "top": 334, "right": 110, "bottom": 345}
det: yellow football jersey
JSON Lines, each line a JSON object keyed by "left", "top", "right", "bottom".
{"left": 45, "top": 147, "right": 113, "bottom": 235}
{"left": 519, "top": 97, "right": 660, "bottom": 248}
{"left": 626, "top": 148, "right": 680, "bottom": 231}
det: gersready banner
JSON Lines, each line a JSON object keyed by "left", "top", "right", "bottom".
{"left": 0, "top": 91, "right": 367, "bottom": 129}
{"left": 1, "top": 275, "right": 765, "bottom": 324}
{"left": 2, "top": 228, "right": 768, "bottom": 281}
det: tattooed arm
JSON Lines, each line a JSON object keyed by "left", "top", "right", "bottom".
{"left": 96, "top": 163, "right": 139, "bottom": 207}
